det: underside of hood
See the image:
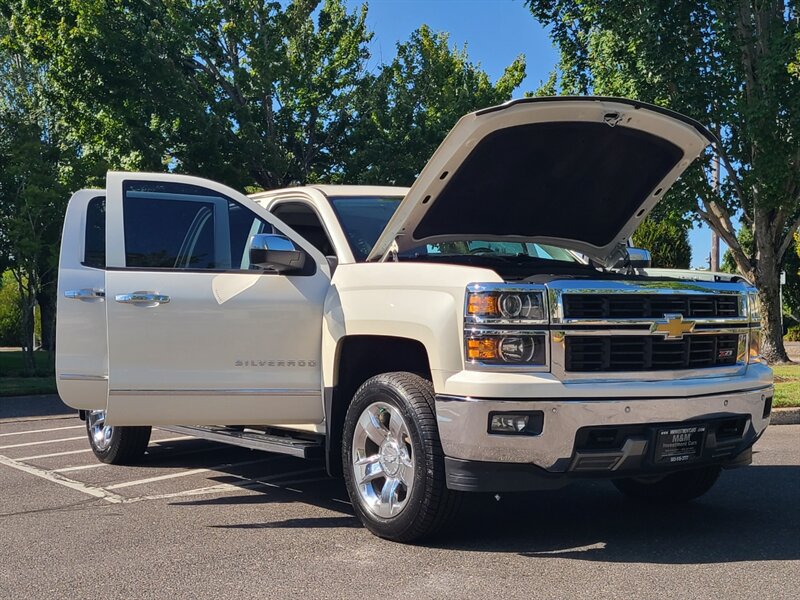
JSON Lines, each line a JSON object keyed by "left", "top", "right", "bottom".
{"left": 367, "top": 97, "right": 715, "bottom": 263}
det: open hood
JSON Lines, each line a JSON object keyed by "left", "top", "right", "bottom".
{"left": 366, "top": 97, "right": 714, "bottom": 263}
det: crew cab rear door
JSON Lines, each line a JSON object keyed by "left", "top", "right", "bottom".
{"left": 56, "top": 190, "right": 109, "bottom": 410}
{"left": 103, "top": 172, "right": 331, "bottom": 426}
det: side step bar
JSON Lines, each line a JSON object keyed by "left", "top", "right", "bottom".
{"left": 159, "top": 425, "right": 323, "bottom": 459}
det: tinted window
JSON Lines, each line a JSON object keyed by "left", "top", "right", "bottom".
{"left": 123, "top": 181, "right": 270, "bottom": 271}
{"left": 83, "top": 196, "right": 106, "bottom": 269}
{"left": 272, "top": 202, "right": 335, "bottom": 256}
{"left": 229, "top": 201, "right": 272, "bottom": 269}
{"left": 328, "top": 196, "right": 402, "bottom": 260}
{"left": 125, "top": 195, "right": 216, "bottom": 268}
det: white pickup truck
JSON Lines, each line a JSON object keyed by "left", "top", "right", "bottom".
{"left": 56, "top": 97, "right": 773, "bottom": 542}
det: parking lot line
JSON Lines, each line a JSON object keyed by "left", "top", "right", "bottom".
{"left": 0, "top": 454, "right": 125, "bottom": 504}
{"left": 105, "top": 456, "right": 280, "bottom": 490}
{"left": 16, "top": 448, "right": 92, "bottom": 460}
{"left": 124, "top": 482, "right": 256, "bottom": 503}
{"left": 0, "top": 436, "right": 85, "bottom": 450}
{"left": 219, "top": 467, "right": 326, "bottom": 494}
{"left": 16, "top": 436, "right": 195, "bottom": 460}
{"left": 0, "top": 425, "right": 84, "bottom": 438}
{"left": 105, "top": 467, "right": 212, "bottom": 489}
{"left": 52, "top": 463, "right": 109, "bottom": 473}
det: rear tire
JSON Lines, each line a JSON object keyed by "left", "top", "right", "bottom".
{"left": 86, "top": 410, "right": 151, "bottom": 465}
{"left": 613, "top": 465, "right": 722, "bottom": 503}
{"left": 342, "top": 372, "right": 460, "bottom": 542}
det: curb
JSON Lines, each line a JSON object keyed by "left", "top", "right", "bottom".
{"left": 771, "top": 407, "right": 800, "bottom": 425}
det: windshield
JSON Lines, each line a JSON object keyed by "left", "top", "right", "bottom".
{"left": 421, "top": 241, "right": 578, "bottom": 262}
{"left": 329, "top": 196, "right": 403, "bottom": 260}
{"left": 328, "top": 196, "right": 578, "bottom": 263}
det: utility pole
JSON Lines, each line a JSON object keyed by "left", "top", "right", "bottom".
{"left": 710, "top": 152, "right": 720, "bottom": 272}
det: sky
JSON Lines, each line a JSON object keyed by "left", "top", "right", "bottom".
{"left": 346, "top": 0, "right": 724, "bottom": 269}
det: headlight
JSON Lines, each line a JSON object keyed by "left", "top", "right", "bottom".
{"left": 466, "top": 285, "right": 546, "bottom": 323}
{"left": 464, "top": 284, "right": 549, "bottom": 369}
{"left": 465, "top": 331, "right": 547, "bottom": 366}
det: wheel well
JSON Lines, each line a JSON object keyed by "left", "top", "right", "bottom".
{"left": 325, "top": 335, "right": 432, "bottom": 477}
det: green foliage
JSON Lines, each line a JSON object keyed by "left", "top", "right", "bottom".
{"left": 0, "top": 12, "right": 89, "bottom": 366}
{"left": 8, "top": 0, "right": 373, "bottom": 189}
{"left": 0, "top": 270, "right": 21, "bottom": 346}
{"left": 527, "top": 0, "right": 800, "bottom": 362}
{"left": 343, "top": 25, "right": 525, "bottom": 185}
{"left": 0, "top": 1, "right": 525, "bottom": 371}
{"left": 785, "top": 325, "right": 800, "bottom": 342}
{"left": 631, "top": 217, "right": 691, "bottom": 269}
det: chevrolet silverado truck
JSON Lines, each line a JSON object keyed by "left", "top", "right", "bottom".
{"left": 56, "top": 97, "right": 773, "bottom": 542}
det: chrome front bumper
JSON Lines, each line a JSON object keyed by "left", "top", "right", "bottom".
{"left": 435, "top": 371, "right": 773, "bottom": 471}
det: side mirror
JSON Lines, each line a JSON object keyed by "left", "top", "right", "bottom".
{"left": 627, "top": 247, "right": 652, "bottom": 269}
{"left": 249, "top": 234, "right": 306, "bottom": 273}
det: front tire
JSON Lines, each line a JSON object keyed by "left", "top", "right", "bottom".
{"left": 86, "top": 410, "right": 151, "bottom": 465}
{"left": 342, "top": 372, "right": 460, "bottom": 542}
{"left": 613, "top": 465, "right": 722, "bottom": 504}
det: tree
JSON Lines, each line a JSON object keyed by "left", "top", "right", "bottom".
{"left": 0, "top": 21, "right": 75, "bottom": 369}
{"left": 631, "top": 217, "right": 691, "bottom": 269}
{"left": 8, "top": 0, "right": 372, "bottom": 190}
{"left": 343, "top": 25, "right": 525, "bottom": 185}
{"left": 0, "top": 270, "right": 22, "bottom": 347}
{"left": 527, "top": 1, "right": 800, "bottom": 363}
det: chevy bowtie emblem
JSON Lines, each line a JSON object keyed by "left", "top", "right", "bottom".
{"left": 650, "top": 314, "right": 696, "bottom": 340}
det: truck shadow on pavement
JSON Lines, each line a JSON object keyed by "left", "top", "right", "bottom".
{"left": 0, "top": 394, "right": 76, "bottom": 420}
{"left": 171, "top": 456, "right": 799, "bottom": 564}
{"left": 435, "top": 465, "right": 800, "bottom": 564}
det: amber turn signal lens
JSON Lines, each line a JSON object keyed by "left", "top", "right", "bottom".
{"left": 466, "top": 290, "right": 545, "bottom": 320}
{"left": 467, "top": 338, "right": 498, "bottom": 360}
{"left": 467, "top": 294, "right": 498, "bottom": 316}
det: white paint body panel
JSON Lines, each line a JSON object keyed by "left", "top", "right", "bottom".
{"left": 61, "top": 172, "right": 334, "bottom": 426}
{"left": 56, "top": 190, "right": 109, "bottom": 410}
{"left": 323, "top": 262, "right": 501, "bottom": 392}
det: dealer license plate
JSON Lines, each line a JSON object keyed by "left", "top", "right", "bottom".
{"left": 654, "top": 425, "right": 707, "bottom": 465}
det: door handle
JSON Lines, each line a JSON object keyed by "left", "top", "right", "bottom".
{"left": 64, "top": 288, "right": 105, "bottom": 300}
{"left": 115, "top": 291, "right": 171, "bottom": 306}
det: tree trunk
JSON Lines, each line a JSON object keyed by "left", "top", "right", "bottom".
{"left": 754, "top": 256, "right": 790, "bottom": 363}
{"left": 15, "top": 278, "right": 36, "bottom": 375}
{"left": 36, "top": 284, "right": 57, "bottom": 362}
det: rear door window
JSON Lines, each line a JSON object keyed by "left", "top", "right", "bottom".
{"left": 83, "top": 196, "right": 106, "bottom": 269}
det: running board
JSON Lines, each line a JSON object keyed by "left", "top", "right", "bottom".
{"left": 159, "top": 425, "right": 323, "bottom": 459}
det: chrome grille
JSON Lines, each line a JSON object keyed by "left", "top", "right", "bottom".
{"left": 562, "top": 294, "right": 740, "bottom": 320}
{"left": 565, "top": 334, "right": 740, "bottom": 372}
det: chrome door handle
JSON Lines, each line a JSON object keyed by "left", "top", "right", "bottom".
{"left": 114, "top": 291, "right": 171, "bottom": 306}
{"left": 64, "top": 288, "right": 105, "bottom": 300}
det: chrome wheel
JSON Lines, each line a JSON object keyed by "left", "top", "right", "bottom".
{"left": 351, "top": 401, "right": 414, "bottom": 519}
{"left": 87, "top": 410, "right": 113, "bottom": 452}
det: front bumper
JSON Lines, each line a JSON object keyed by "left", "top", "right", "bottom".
{"left": 435, "top": 366, "right": 773, "bottom": 490}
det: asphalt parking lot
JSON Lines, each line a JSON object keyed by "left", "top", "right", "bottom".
{"left": 1, "top": 397, "right": 798, "bottom": 600}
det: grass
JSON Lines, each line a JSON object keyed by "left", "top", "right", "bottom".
{"left": 772, "top": 364, "right": 800, "bottom": 408}
{"left": 0, "top": 350, "right": 53, "bottom": 376}
{"left": 0, "top": 376, "right": 57, "bottom": 396}
{"left": 0, "top": 350, "right": 56, "bottom": 397}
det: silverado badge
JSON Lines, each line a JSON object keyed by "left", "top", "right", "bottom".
{"left": 650, "top": 314, "right": 696, "bottom": 340}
